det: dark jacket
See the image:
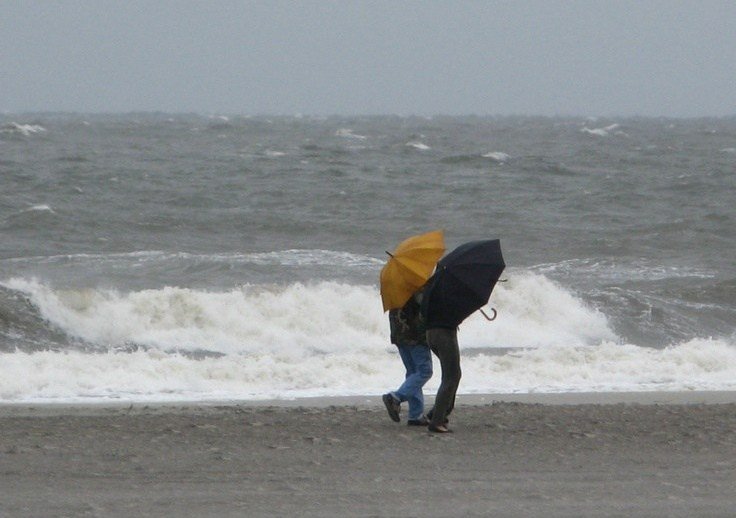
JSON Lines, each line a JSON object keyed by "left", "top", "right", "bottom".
{"left": 389, "top": 291, "right": 427, "bottom": 346}
{"left": 419, "top": 273, "right": 459, "bottom": 330}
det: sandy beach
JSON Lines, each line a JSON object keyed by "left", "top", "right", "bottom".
{"left": 1, "top": 393, "right": 735, "bottom": 517}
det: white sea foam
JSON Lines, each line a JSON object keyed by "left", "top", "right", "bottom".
{"left": 264, "top": 150, "right": 286, "bottom": 157}
{"left": 1, "top": 337, "right": 734, "bottom": 403}
{"left": 406, "top": 141, "right": 430, "bottom": 150}
{"left": 581, "top": 124, "right": 623, "bottom": 137}
{"left": 4, "top": 249, "right": 383, "bottom": 269}
{"left": 532, "top": 258, "right": 715, "bottom": 282}
{"left": 460, "top": 274, "right": 616, "bottom": 349}
{"left": 721, "top": 147, "right": 736, "bottom": 154}
{"left": 24, "top": 204, "right": 55, "bottom": 214}
{"left": 459, "top": 338, "right": 736, "bottom": 394}
{"left": 1, "top": 122, "right": 47, "bottom": 136}
{"left": 335, "top": 128, "right": 367, "bottom": 140}
{"left": 482, "top": 152, "right": 510, "bottom": 162}
{"left": 1, "top": 274, "right": 734, "bottom": 402}
{"left": 2, "top": 278, "right": 386, "bottom": 356}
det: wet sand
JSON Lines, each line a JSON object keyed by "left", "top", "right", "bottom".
{"left": 1, "top": 393, "right": 735, "bottom": 517}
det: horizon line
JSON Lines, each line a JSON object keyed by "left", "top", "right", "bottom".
{"left": 3, "top": 111, "right": 736, "bottom": 121}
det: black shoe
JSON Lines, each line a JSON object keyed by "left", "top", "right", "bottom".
{"left": 382, "top": 393, "right": 400, "bottom": 422}
{"left": 408, "top": 416, "right": 429, "bottom": 426}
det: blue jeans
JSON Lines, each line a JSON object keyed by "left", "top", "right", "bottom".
{"left": 392, "top": 344, "right": 433, "bottom": 420}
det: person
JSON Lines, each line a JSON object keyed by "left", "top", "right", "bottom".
{"left": 424, "top": 326, "right": 459, "bottom": 433}
{"left": 382, "top": 289, "right": 433, "bottom": 426}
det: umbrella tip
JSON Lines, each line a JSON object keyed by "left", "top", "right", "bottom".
{"left": 385, "top": 251, "right": 394, "bottom": 258}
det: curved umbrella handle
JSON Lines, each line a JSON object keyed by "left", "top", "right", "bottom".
{"left": 480, "top": 308, "right": 498, "bottom": 321}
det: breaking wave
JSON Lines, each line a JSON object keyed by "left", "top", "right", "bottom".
{"left": 1, "top": 273, "right": 734, "bottom": 402}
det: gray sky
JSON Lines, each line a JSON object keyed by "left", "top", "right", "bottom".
{"left": 2, "top": 0, "right": 735, "bottom": 117}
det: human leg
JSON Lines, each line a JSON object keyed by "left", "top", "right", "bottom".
{"left": 383, "top": 344, "right": 415, "bottom": 423}
{"left": 394, "top": 345, "right": 432, "bottom": 420}
{"left": 426, "top": 328, "right": 461, "bottom": 430}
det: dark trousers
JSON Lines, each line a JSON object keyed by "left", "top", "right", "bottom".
{"left": 426, "top": 327, "right": 461, "bottom": 427}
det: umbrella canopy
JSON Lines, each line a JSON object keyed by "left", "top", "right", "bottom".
{"left": 423, "top": 239, "right": 505, "bottom": 328}
{"left": 380, "top": 230, "right": 445, "bottom": 311}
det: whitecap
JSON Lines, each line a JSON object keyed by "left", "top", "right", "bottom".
{"left": 25, "top": 204, "right": 55, "bottom": 214}
{"left": 1, "top": 249, "right": 383, "bottom": 269}
{"left": 406, "top": 141, "right": 431, "bottom": 150}
{"left": 581, "top": 123, "right": 620, "bottom": 137}
{"left": 721, "top": 147, "right": 736, "bottom": 154}
{"left": 482, "top": 151, "right": 510, "bottom": 162}
{"left": 581, "top": 128, "right": 608, "bottom": 137}
{"left": 265, "top": 150, "right": 286, "bottom": 157}
{"left": 1, "top": 122, "right": 47, "bottom": 136}
{"left": 335, "top": 128, "right": 367, "bottom": 140}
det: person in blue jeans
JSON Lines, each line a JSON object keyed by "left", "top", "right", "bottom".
{"left": 382, "top": 289, "right": 433, "bottom": 426}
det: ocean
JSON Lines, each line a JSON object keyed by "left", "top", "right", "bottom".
{"left": 1, "top": 114, "right": 734, "bottom": 403}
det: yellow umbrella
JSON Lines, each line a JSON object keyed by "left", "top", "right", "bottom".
{"left": 380, "top": 229, "right": 445, "bottom": 311}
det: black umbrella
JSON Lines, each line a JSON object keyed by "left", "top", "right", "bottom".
{"left": 422, "top": 239, "right": 505, "bottom": 329}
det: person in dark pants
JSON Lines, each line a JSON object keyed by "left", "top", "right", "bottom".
{"left": 382, "top": 289, "right": 433, "bottom": 426}
{"left": 425, "top": 326, "right": 460, "bottom": 433}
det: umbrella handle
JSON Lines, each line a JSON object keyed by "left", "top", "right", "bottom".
{"left": 480, "top": 308, "right": 498, "bottom": 321}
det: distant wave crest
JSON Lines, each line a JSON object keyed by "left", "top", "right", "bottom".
{"left": 0, "top": 122, "right": 47, "bottom": 136}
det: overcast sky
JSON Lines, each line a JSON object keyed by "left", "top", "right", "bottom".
{"left": 2, "top": 1, "right": 735, "bottom": 117}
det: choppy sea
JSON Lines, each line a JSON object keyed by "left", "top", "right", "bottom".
{"left": 1, "top": 114, "right": 734, "bottom": 402}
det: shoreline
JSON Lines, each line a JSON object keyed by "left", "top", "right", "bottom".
{"left": 1, "top": 390, "right": 736, "bottom": 417}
